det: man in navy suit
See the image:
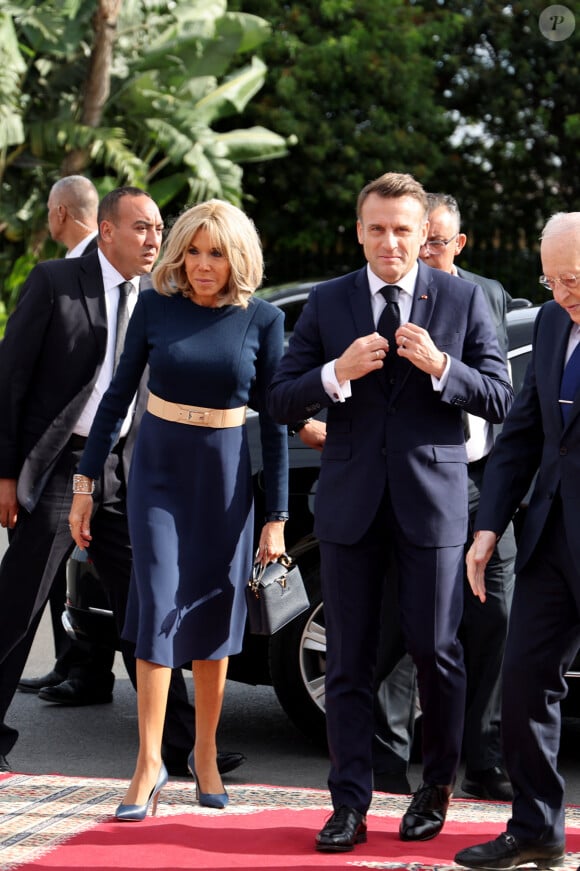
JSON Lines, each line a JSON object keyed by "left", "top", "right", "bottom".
{"left": 373, "top": 193, "right": 517, "bottom": 802}
{"left": 268, "top": 172, "right": 513, "bottom": 850}
{"left": 455, "top": 213, "right": 580, "bottom": 870}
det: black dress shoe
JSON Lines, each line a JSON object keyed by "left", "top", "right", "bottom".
{"left": 18, "top": 670, "right": 65, "bottom": 694}
{"left": 0, "top": 754, "right": 11, "bottom": 772}
{"left": 461, "top": 766, "right": 514, "bottom": 802}
{"left": 399, "top": 782, "right": 452, "bottom": 841}
{"left": 315, "top": 806, "right": 367, "bottom": 852}
{"left": 162, "top": 747, "right": 246, "bottom": 778}
{"left": 217, "top": 751, "right": 246, "bottom": 775}
{"left": 38, "top": 679, "right": 113, "bottom": 706}
{"left": 455, "top": 832, "right": 565, "bottom": 870}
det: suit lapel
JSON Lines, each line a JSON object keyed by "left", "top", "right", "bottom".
{"left": 79, "top": 251, "right": 107, "bottom": 357}
{"left": 17, "top": 254, "right": 108, "bottom": 512}
{"left": 347, "top": 268, "right": 376, "bottom": 337}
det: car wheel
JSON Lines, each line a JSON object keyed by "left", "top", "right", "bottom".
{"left": 268, "top": 567, "right": 327, "bottom": 746}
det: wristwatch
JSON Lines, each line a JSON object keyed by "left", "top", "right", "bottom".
{"left": 288, "top": 418, "right": 312, "bottom": 437}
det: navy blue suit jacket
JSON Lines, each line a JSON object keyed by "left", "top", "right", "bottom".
{"left": 268, "top": 261, "right": 513, "bottom": 548}
{"left": 476, "top": 300, "right": 580, "bottom": 572}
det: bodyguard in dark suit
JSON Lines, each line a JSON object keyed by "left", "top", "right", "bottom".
{"left": 373, "top": 193, "right": 517, "bottom": 802}
{"left": 455, "top": 213, "right": 580, "bottom": 870}
{"left": 16, "top": 175, "right": 115, "bottom": 705}
{"left": 0, "top": 187, "right": 198, "bottom": 775}
{"left": 268, "top": 173, "right": 513, "bottom": 850}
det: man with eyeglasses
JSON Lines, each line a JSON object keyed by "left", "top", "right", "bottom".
{"left": 455, "top": 211, "right": 580, "bottom": 870}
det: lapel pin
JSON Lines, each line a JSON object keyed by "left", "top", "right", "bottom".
{"left": 419, "top": 294, "right": 428, "bottom": 300}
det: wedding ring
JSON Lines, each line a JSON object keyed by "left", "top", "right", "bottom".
{"left": 375, "top": 350, "right": 379, "bottom": 359}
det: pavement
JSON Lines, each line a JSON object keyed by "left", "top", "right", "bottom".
{"left": 2, "top": 527, "right": 580, "bottom": 803}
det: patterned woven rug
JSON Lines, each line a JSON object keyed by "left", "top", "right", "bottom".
{"left": 1, "top": 771, "right": 579, "bottom": 870}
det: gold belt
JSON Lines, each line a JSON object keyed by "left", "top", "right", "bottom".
{"left": 147, "top": 392, "right": 247, "bottom": 428}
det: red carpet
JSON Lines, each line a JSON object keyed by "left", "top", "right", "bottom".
{"left": 1, "top": 772, "right": 580, "bottom": 870}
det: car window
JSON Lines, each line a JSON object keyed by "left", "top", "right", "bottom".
{"left": 508, "top": 345, "right": 532, "bottom": 395}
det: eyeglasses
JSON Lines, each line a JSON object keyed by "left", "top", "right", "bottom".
{"left": 539, "top": 273, "right": 580, "bottom": 291}
{"left": 420, "top": 233, "right": 458, "bottom": 252}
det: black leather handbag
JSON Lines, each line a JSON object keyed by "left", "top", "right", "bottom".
{"left": 245, "top": 553, "right": 310, "bottom": 635}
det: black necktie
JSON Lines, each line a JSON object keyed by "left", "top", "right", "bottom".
{"left": 378, "top": 286, "right": 401, "bottom": 379}
{"left": 114, "top": 281, "right": 133, "bottom": 371}
{"left": 560, "top": 341, "right": 580, "bottom": 425}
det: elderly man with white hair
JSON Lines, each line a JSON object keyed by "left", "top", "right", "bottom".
{"left": 456, "top": 212, "right": 580, "bottom": 871}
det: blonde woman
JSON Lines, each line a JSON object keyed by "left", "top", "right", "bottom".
{"left": 69, "top": 200, "right": 288, "bottom": 819}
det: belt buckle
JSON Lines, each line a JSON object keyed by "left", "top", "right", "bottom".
{"left": 179, "top": 406, "right": 209, "bottom": 424}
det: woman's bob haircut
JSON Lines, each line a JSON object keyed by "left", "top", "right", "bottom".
{"left": 153, "top": 199, "right": 264, "bottom": 308}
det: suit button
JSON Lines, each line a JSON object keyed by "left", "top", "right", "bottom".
{"left": 560, "top": 446, "right": 568, "bottom": 456}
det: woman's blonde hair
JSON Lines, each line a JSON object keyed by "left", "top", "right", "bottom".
{"left": 153, "top": 199, "right": 263, "bottom": 308}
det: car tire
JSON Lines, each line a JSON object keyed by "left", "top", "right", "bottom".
{"left": 268, "top": 566, "right": 328, "bottom": 747}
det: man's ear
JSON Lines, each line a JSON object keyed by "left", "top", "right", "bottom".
{"left": 455, "top": 233, "right": 467, "bottom": 256}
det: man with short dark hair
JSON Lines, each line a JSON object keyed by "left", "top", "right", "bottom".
{"left": 373, "top": 193, "right": 517, "bottom": 802}
{"left": 269, "top": 171, "right": 513, "bottom": 850}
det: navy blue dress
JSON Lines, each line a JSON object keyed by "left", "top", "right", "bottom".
{"left": 78, "top": 289, "right": 288, "bottom": 667}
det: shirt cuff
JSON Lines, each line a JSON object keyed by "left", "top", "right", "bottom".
{"left": 431, "top": 352, "right": 450, "bottom": 392}
{"left": 322, "top": 360, "right": 352, "bottom": 402}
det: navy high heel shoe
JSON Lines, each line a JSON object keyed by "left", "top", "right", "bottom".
{"left": 187, "top": 752, "right": 229, "bottom": 809}
{"left": 115, "top": 762, "right": 169, "bottom": 821}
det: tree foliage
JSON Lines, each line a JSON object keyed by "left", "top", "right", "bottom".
{"left": 0, "top": 0, "right": 292, "bottom": 313}
{"left": 228, "top": 0, "right": 463, "bottom": 279}
{"left": 230, "top": 0, "right": 578, "bottom": 299}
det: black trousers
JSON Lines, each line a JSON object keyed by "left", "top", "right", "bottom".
{"left": 503, "top": 496, "right": 580, "bottom": 847}
{"left": 321, "top": 491, "right": 465, "bottom": 814}
{"left": 48, "top": 561, "right": 115, "bottom": 683}
{"left": 0, "top": 438, "right": 194, "bottom": 757}
{"left": 372, "top": 456, "right": 516, "bottom": 777}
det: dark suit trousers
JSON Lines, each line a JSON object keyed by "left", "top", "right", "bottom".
{"left": 502, "top": 497, "right": 580, "bottom": 847}
{"left": 319, "top": 495, "right": 466, "bottom": 814}
{"left": 0, "top": 438, "right": 195, "bottom": 757}
{"left": 372, "top": 458, "right": 516, "bottom": 779}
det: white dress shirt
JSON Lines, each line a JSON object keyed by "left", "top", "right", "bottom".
{"left": 73, "top": 250, "right": 139, "bottom": 438}
{"left": 321, "top": 263, "right": 450, "bottom": 402}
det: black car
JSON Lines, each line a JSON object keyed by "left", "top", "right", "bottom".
{"left": 64, "top": 282, "right": 579, "bottom": 744}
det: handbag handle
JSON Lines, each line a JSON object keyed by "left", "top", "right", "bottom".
{"left": 250, "top": 552, "right": 293, "bottom": 593}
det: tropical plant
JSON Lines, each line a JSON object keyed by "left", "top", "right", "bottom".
{"left": 0, "top": 0, "right": 292, "bottom": 314}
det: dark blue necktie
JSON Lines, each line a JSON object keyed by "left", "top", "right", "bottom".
{"left": 378, "top": 286, "right": 401, "bottom": 380}
{"left": 559, "top": 340, "right": 580, "bottom": 424}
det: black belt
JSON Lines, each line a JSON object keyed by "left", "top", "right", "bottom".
{"left": 69, "top": 433, "right": 126, "bottom": 453}
{"left": 68, "top": 434, "right": 88, "bottom": 450}
{"left": 468, "top": 454, "right": 489, "bottom": 471}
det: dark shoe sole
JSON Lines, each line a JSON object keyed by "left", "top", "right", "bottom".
{"left": 37, "top": 692, "right": 113, "bottom": 706}
{"left": 456, "top": 856, "right": 564, "bottom": 870}
{"left": 315, "top": 832, "right": 367, "bottom": 852}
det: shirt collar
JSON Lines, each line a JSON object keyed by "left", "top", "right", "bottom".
{"left": 66, "top": 231, "right": 97, "bottom": 259}
{"left": 97, "top": 249, "right": 140, "bottom": 295}
{"left": 367, "top": 261, "right": 418, "bottom": 300}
